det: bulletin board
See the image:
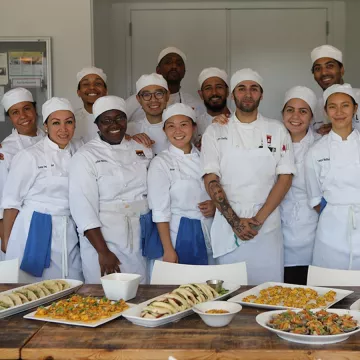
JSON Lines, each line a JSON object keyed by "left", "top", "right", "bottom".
{"left": 0, "top": 37, "right": 52, "bottom": 142}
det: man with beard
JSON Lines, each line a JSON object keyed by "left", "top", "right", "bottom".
{"left": 201, "top": 68, "right": 295, "bottom": 285}
{"left": 311, "top": 45, "right": 360, "bottom": 135}
{"left": 126, "top": 47, "right": 204, "bottom": 123}
{"left": 195, "top": 68, "right": 231, "bottom": 147}
{"left": 74, "top": 66, "right": 108, "bottom": 143}
{"left": 127, "top": 73, "right": 170, "bottom": 155}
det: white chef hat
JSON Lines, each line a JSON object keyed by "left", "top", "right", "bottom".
{"left": 283, "top": 86, "right": 318, "bottom": 114}
{"left": 42, "top": 97, "right": 74, "bottom": 123}
{"left": 230, "top": 68, "right": 263, "bottom": 93}
{"left": 198, "top": 67, "right": 228, "bottom": 89}
{"left": 311, "top": 45, "right": 343, "bottom": 65}
{"left": 76, "top": 66, "right": 107, "bottom": 84}
{"left": 323, "top": 83, "right": 357, "bottom": 105}
{"left": 93, "top": 95, "right": 127, "bottom": 122}
{"left": 157, "top": 47, "right": 187, "bottom": 65}
{"left": 136, "top": 73, "right": 169, "bottom": 94}
{"left": 162, "top": 103, "right": 196, "bottom": 123}
{"left": 1, "top": 87, "right": 34, "bottom": 112}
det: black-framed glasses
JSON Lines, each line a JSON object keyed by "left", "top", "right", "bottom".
{"left": 139, "top": 90, "right": 166, "bottom": 101}
{"left": 99, "top": 115, "right": 127, "bottom": 126}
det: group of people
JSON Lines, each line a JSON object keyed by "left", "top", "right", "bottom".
{"left": 0, "top": 44, "right": 359, "bottom": 286}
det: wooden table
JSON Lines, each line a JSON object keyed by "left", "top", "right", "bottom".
{"left": 2, "top": 284, "right": 360, "bottom": 360}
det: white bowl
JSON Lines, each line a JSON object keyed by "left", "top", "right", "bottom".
{"left": 101, "top": 273, "right": 141, "bottom": 301}
{"left": 192, "top": 301, "right": 242, "bottom": 327}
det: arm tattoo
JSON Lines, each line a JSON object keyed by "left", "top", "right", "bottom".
{"left": 208, "top": 179, "right": 245, "bottom": 233}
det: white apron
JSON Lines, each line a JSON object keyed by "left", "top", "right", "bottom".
{"left": 79, "top": 155, "right": 148, "bottom": 284}
{"left": 213, "top": 121, "right": 284, "bottom": 285}
{"left": 280, "top": 131, "right": 319, "bottom": 266}
{"left": 6, "top": 141, "right": 83, "bottom": 281}
{"left": 312, "top": 134, "right": 360, "bottom": 270}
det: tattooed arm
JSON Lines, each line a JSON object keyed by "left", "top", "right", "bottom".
{"left": 204, "top": 173, "right": 260, "bottom": 240}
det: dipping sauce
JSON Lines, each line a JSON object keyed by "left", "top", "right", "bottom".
{"left": 205, "top": 309, "right": 230, "bottom": 314}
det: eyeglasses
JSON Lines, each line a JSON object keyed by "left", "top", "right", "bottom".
{"left": 99, "top": 115, "right": 126, "bottom": 126}
{"left": 139, "top": 90, "right": 166, "bottom": 101}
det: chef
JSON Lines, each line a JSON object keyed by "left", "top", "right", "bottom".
{"left": 196, "top": 67, "right": 231, "bottom": 147}
{"left": 201, "top": 68, "right": 295, "bottom": 285}
{"left": 126, "top": 47, "right": 205, "bottom": 123}
{"left": 127, "top": 73, "right": 170, "bottom": 155}
{"left": 147, "top": 103, "right": 215, "bottom": 268}
{"left": 306, "top": 83, "right": 360, "bottom": 270}
{"left": 69, "top": 95, "right": 153, "bottom": 284}
{"left": 74, "top": 66, "right": 108, "bottom": 143}
{"left": 2, "top": 97, "right": 83, "bottom": 281}
{"left": 0, "top": 88, "right": 45, "bottom": 259}
{"left": 310, "top": 45, "right": 360, "bottom": 135}
{"left": 280, "top": 86, "right": 320, "bottom": 285}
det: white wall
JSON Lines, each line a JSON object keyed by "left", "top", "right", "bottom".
{"left": 0, "top": 0, "right": 93, "bottom": 110}
{"left": 344, "top": 0, "right": 360, "bottom": 88}
{"left": 103, "top": 0, "right": 353, "bottom": 99}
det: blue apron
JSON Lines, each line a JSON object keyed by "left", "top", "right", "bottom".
{"left": 175, "top": 217, "right": 208, "bottom": 265}
{"left": 20, "top": 211, "right": 52, "bottom": 277}
{"left": 140, "top": 211, "right": 164, "bottom": 259}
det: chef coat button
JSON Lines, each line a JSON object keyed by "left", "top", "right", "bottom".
{"left": 133, "top": 162, "right": 137, "bottom": 165}
{"left": 124, "top": 183, "right": 128, "bottom": 187}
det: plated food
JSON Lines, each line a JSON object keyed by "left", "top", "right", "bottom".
{"left": 0, "top": 280, "right": 70, "bottom": 310}
{"left": 34, "top": 295, "right": 129, "bottom": 322}
{"left": 227, "top": 282, "right": 353, "bottom": 310}
{"left": 140, "top": 283, "right": 220, "bottom": 319}
{"left": 0, "top": 279, "right": 83, "bottom": 319}
{"left": 268, "top": 309, "right": 358, "bottom": 335}
{"left": 242, "top": 285, "right": 336, "bottom": 309}
{"left": 122, "top": 281, "right": 240, "bottom": 328}
{"left": 256, "top": 308, "right": 360, "bottom": 344}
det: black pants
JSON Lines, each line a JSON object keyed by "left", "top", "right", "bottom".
{"left": 284, "top": 266, "right": 309, "bottom": 286}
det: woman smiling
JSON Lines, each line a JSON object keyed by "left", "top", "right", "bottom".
{"left": 147, "top": 103, "right": 215, "bottom": 271}
{"left": 2, "top": 97, "right": 83, "bottom": 281}
{"left": 305, "top": 84, "right": 360, "bottom": 270}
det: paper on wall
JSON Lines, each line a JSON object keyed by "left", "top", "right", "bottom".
{"left": 0, "top": 86, "right": 5, "bottom": 122}
{"left": 0, "top": 53, "right": 9, "bottom": 86}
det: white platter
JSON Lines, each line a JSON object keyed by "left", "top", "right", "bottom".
{"left": 350, "top": 298, "right": 360, "bottom": 311}
{"left": 256, "top": 308, "right": 360, "bottom": 344}
{"left": 24, "top": 303, "right": 134, "bottom": 328}
{"left": 122, "top": 281, "right": 241, "bottom": 328}
{"left": 227, "top": 282, "right": 353, "bottom": 310}
{"left": 0, "top": 279, "right": 83, "bottom": 319}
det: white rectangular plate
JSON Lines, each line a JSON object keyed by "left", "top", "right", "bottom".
{"left": 122, "top": 282, "right": 241, "bottom": 328}
{"left": 227, "top": 282, "right": 353, "bottom": 310}
{"left": 256, "top": 308, "right": 360, "bottom": 344}
{"left": 24, "top": 303, "right": 134, "bottom": 328}
{"left": 350, "top": 298, "right": 360, "bottom": 311}
{"left": 0, "top": 279, "right": 83, "bottom": 319}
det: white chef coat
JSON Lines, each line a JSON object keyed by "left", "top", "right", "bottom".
{"left": 305, "top": 129, "right": 360, "bottom": 270}
{"left": 74, "top": 107, "right": 98, "bottom": 143}
{"left": 311, "top": 88, "right": 360, "bottom": 132}
{"left": 201, "top": 113, "right": 296, "bottom": 285}
{"left": 0, "top": 128, "right": 45, "bottom": 220}
{"left": 127, "top": 117, "right": 169, "bottom": 155}
{"left": 147, "top": 144, "right": 214, "bottom": 263}
{"left": 126, "top": 91, "right": 205, "bottom": 123}
{"left": 69, "top": 134, "right": 153, "bottom": 284}
{"left": 280, "top": 128, "right": 320, "bottom": 267}
{"left": 2, "top": 136, "right": 83, "bottom": 281}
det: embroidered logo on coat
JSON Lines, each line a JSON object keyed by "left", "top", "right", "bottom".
{"left": 217, "top": 137, "right": 228, "bottom": 141}
{"left": 136, "top": 150, "right": 145, "bottom": 157}
{"left": 317, "top": 158, "right": 330, "bottom": 162}
{"left": 95, "top": 159, "right": 108, "bottom": 163}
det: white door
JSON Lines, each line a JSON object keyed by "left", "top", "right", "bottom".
{"left": 130, "top": 9, "right": 227, "bottom": 97}
{"left": 229, "top": 8, "right": 327, "bottom": 118}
